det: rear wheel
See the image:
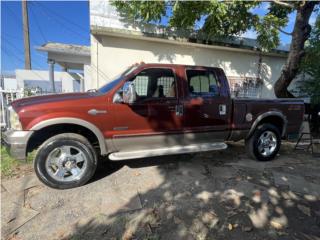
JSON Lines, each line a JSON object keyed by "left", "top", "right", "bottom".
{"left": 245, "top": 123, "right": 281, "bottom": 161}
{"left": 34, "top": 133, "right": 98, "bottom": 189}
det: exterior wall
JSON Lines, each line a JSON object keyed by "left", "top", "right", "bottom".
{"left": 83, "top": 64, "right": 92, "bottom": 91}
{"left": 15, "top": 69, "right": 82, "bottom": 92}
{"left": 91, "top": 34, "right": 287, "bottom": 98}
{"left": 2, "top": 77, "right": 18, "bottom": 90}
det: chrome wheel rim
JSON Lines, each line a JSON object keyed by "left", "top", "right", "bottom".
{"left": 45, "top": 145, "right": 87, "bottom": 182}
{"left": 257, "top": 131, "right": 277, "bottom": 157}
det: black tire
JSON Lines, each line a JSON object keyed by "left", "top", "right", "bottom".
{"left": 34, "top": 133, "right": 98, "bottom": 189}
{"left": 245, "top": 123, "right": 281, "bottom": 161}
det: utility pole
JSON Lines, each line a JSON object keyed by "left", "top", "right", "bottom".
{"left": 22, "top": 0, "right": 31, "bottom": 69}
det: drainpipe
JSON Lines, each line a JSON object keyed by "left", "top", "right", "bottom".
{"left": 48, "top": 59, "right": 55, "bottom": 93}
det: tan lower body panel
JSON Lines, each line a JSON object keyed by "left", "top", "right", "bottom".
{"left": 109, "top": 142, "right": 227, "bottom": 160}
{"left": 111, "top": 131, "right": 228, "bottom": 152}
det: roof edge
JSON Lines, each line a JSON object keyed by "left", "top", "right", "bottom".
{"left": 90, "top": 25, "right": 288, "bottom": 58}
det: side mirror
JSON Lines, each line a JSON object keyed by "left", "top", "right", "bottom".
{"left": 112, "top": 92, "right": 123, "bottom": 103}
{"left": 122, "top": 82, "right": 137, "bottom": 104}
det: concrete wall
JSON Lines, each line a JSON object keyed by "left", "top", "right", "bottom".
{"left": 83, "top": 64, "right": 92, "bottom": 91}
{"left": 2, "top": 77, "right": 17, "bottom": 90}
{"left": 15, "top": 69, "right": 82, "bottom": 92}
{"left": 90, "top": 34, "right": 288, "bottom": 98}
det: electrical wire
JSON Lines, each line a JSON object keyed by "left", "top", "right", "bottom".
{"left": 29, "top": 4, "right": 48, "bottom": 43}
{"left": 4, "top": 4, "right": 42, "bottom": 46}
{"left": 2, "top": 48, "right": 48, "bottom": 81}
{"left": 3, "top": 2, "right": 111, "bottom": 87}
{"left": 31, "top": 2, "right": 89, "bottom": 40}
{"left": 32, "top": 1, "right": 88, "bottom": 33}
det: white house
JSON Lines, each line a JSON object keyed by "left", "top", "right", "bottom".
{"left": 1, "top": 43, "right": 91, "bottom": 93}
{"left": 37, "top": 42, "right": 91, "bottom": 92}
{"left": 0, "top": 74, "right": 17, "bottom": 90}
{"left": 15, "top": 69, "right": 83, "bottom": 93}
{"left": 89, "top": 1, "right": 299, "bottom": 99}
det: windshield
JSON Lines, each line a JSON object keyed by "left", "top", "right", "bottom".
{"left": 97, "top": 65, "right": 139, "bottom": 93}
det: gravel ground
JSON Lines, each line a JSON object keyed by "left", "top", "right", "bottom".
{"left": 1, "top": 141, "right": 320, "bottom": 240}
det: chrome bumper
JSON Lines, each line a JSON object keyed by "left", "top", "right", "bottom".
{"left": 2, "top": 130, "right": 33, "bottom": 160}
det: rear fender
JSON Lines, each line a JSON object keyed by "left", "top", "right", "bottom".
{"left": 247, "top": 111, "right": 287, "bottom": 138}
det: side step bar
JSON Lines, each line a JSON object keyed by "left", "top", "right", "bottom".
{"left": 109, "top": 142, "right": 228, "bottom": 161}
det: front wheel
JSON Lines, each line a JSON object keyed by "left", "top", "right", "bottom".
{"left": 34, "top": 133, "right": 98, "bottom": 189}
{"left": 245, "top": 123, "right": 281, "bottom": 161}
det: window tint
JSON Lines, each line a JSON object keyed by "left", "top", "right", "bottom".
{"left": 187, "top": 70, "right": 219, "bottom": 97}
{"left": 131, "top": 68, "right": 176, "bottom": 99}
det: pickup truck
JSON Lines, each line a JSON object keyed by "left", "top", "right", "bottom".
{"left": 2, "top": 63, "right": 304, "bottom": 189}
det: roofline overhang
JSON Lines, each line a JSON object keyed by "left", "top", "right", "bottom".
{"left": 90, "top": 26, "right": 288, "bottom": 58}
{"left": 36, "top": 46, "right": 91, "bottom": 57}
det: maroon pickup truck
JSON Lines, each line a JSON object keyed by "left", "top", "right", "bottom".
{"left": 3, "top": 63, "right": 304, "bottom": 189}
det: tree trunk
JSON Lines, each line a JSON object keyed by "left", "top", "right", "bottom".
{"left": 274, "top": 1, "right": 317, "bottom": 98}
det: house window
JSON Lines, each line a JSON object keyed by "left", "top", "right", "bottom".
{"left": 187, "top": 70, "right": 220, "bottom": 97}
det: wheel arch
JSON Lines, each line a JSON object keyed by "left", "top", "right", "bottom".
{"left": 247, "top": 111, "right": 287, "bottom": 139}
{"left": 28, "top": 118, "right": 107, "bottom": 155}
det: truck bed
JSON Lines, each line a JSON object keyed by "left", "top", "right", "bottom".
{"left": 229, "top": 98, "right": 304, "bottom": 141}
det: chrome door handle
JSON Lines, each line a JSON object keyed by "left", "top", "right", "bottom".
{"left": 88, "top": 109, "right": 107, "bottom": 115}
{"left": 219, "top": 104, "right": 226, "bottom": 115}
{"left": 176, "top": 105, "right": 183, "bottom": 116}
{"left": 168, "top": 106, "right": 175, "bottom": 111}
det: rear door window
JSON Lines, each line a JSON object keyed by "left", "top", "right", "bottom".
{"left": 187, "top": 70, "right": 220, "bottom": 97}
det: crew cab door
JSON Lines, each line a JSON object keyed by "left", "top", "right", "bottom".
{"left": 111, "top": 67, "right": 184, "bottom": 152}
{"left": 182, "top": 67, "right": 231, "bottom": 142}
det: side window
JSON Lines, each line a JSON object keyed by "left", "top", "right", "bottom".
{"left": 133, "top": 76, "right": 148, "bottom": 96}
{"left": 131, "top": 68, "right": 176, "bottom": 100}
{"left": 187, "top": 70, "right": 220, "bottom": 97}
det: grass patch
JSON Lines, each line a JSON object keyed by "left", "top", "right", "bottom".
{"left": 0, "top": 146, "right": 34, "bottom": 178}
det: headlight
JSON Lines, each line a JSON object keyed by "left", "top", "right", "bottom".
{"left": 8, "top": 106, "right": 22, "bottom": 130}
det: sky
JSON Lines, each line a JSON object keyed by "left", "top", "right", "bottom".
{"left": 1, "top": 1, "right": 90, "bottom": 74}
{"left": 1, "top": 1, "right": 318, "bottom": 75}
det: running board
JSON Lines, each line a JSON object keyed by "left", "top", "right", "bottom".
{"left": 109, "top": 142, "right": 228, "bottom": 161}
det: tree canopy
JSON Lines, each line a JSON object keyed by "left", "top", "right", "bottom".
{"left": 112, "top": 1, "right": 319, "bottom": 98}
{"left": 300, "top": 16, "right": 320, "bottom": 104}
{"left": 113, "top": 1, "right": 300, "bottom": 51}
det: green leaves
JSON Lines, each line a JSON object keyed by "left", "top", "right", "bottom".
{"left": 255, "top": 14, "right": 286, "bottom": 51}
{"left": 169, "top": 1, "right": 210, "bottom": 30}
{"left": 300, "top": 16, "right": 320, "bottom": 104}
{"left": 111, "top": 1, "right": 166, "bottom": 23}
{"left": 111, "top": 1, "right": 317, "bottom": 52}
{"left": 202, "top": 1, "right": 258, "bottom": 38}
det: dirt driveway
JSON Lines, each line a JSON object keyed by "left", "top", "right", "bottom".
{"left": 1, "top": 141, "right": 320, "bottom": 240}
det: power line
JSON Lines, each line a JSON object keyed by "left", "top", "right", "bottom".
{"left": 2, "top": 48, "right": 47, "bottom": 81}
{"left": 2, "top": 36, "right": 46, "bottom": 61}
{"left": 29, "top": 4, "right": 47, "bottom": 43}
{"left": 32, "top": 2, "right": 89, "bottom": 40}
{"left": 3, "top": 2, "right": 106, "bottom": 87}
{"left": 4, "top": 34, "right": 22, "bottom": 41}
{"left": 4, "top": 4, "right": 42, "bottom": 46}
{"left": 3, "top": 36, "right": 48, "bottom": 71}
{"left": 32, "top": 1, "right": 88, "bottom": 33}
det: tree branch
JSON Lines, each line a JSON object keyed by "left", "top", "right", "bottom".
{"left": 271, "top": 0, "right": 295, "bottom": 9}
{"left": 276, "top": 27, "right": 293, "bottom": 35}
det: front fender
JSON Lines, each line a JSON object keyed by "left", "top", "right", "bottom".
{"left": 30, "top": 117, "right": 107, "bottom": 155}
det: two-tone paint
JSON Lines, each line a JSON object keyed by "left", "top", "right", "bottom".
{"left": 8, "top": 63, "right": 304, "bottom": 159}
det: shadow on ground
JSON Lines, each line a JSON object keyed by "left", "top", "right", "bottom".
{"left": 60, "top": 142, "right": 320, "bottom": 240}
